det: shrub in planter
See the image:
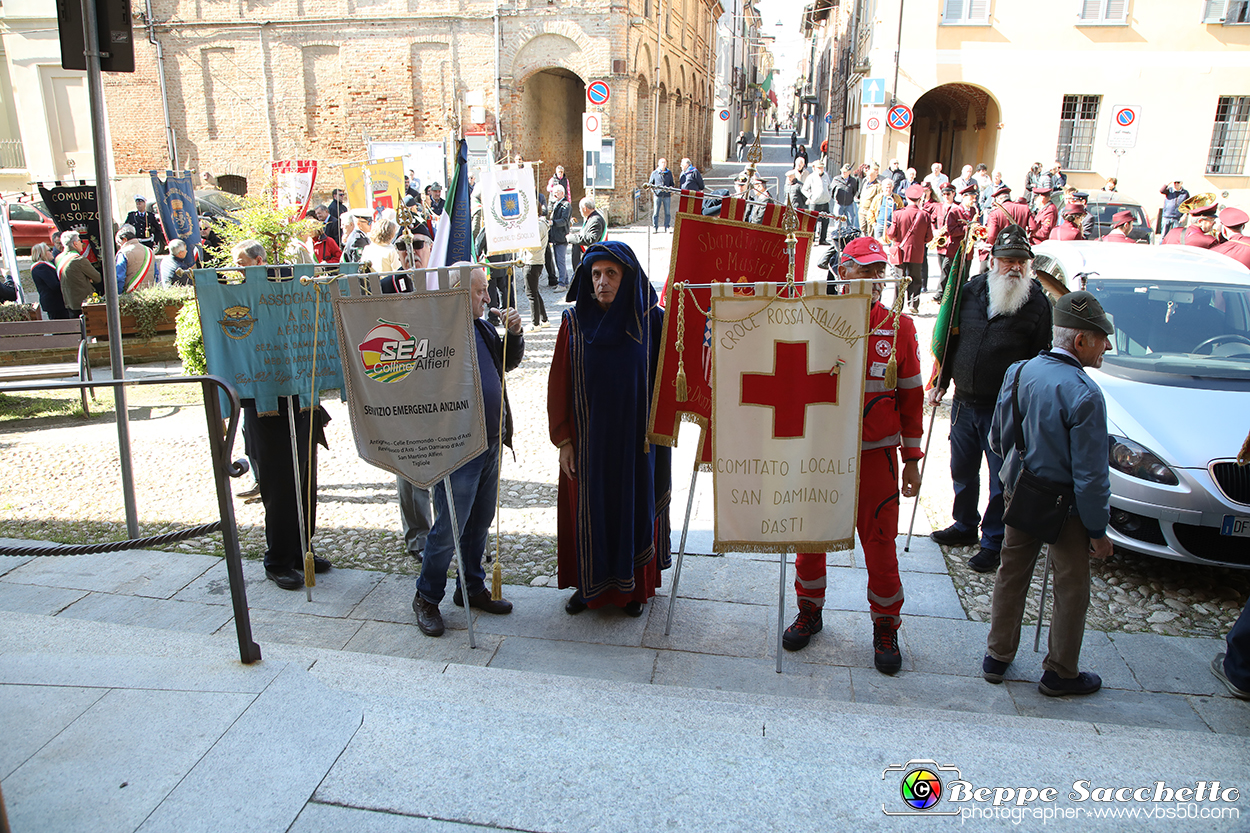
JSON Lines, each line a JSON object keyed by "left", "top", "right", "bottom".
{"left": 175, "top": 299, "right": 206, "bottom": 376}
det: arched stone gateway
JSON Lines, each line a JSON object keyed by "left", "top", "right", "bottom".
{"left": 909, "top": 83, "right": 1001, "bottom": 176}
{"left": 516, "top": 67, "right": 586, "bottom": 206}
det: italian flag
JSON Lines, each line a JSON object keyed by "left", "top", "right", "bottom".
{"left": 124, "top": 246, "right": 155, "bottom": 293}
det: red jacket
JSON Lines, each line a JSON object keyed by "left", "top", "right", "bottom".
{"left": 930, "top": 201, "right": 967, "bottom": 256}
{"left": 1162, "top": 226, "right": 1218, "bottom": 248}
{"left": 1029, "top": 202, "right": 1058, "bottom": 244}
{"left": 313, "top": 235, "right": 341, "bottom": 263}
{"left": 862, "top": 302, "right": 924, "bottom": 463}
{"left": 983, "top": 200, "right": 1031, "bottom": 253}
{"left": 1212, "top": 233, "right": 1250, "bottom": 268}
{"left": 1049, "top": 219, "right": 1084, "bottom": 241}
{"left": 888, "top": 203, "right": 933, "bottom": 264}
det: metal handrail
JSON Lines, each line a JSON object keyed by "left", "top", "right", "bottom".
{"left": 0, "top": 374, "right": 260, "bottom": 664}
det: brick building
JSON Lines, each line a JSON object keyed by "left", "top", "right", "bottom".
{"left": 89, "top": 0, "right": 723, "bottom": 221}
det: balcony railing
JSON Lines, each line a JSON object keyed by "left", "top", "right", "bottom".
{"left": 0, "top": 140, "right": 26, "bottom": 169}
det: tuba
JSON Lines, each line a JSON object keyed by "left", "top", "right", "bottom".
{"left": 1179, "top": 192, "right": 1218, "bottom": 214}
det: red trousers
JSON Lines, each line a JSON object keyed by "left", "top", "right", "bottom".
{"left": 795, "top": 446, "right": 904, "bottom": 625}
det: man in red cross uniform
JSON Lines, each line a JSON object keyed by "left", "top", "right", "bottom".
{"left": 1161, "top": 201, "right": 1220, "bottom": 248}
{"left": 783, "top": 236, "right": 924, "bottom": 674}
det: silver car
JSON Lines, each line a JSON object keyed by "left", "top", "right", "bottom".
{"left": 1032, "top": 241, "right": 1250, "bottom": 568}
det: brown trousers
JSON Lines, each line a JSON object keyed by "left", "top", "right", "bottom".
{"left": 987, "top": 514, "right": 1091, "bottom": 679}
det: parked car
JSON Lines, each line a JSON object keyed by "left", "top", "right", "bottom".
{"left": 195, "top": 189, "right": 244, "bottom": 223}
{"left": 1049, "top": 190, "right": 1153, "bottom": 243}
{"left": 1032, "top": 241, "right": 1250, "bottom": 568}
{"left": 6, "top": 201, "right": 59, "bottom": 251}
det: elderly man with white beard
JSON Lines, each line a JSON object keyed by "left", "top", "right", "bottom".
{"left": 926, "top": 225, "right": 1053, "bottom": 573}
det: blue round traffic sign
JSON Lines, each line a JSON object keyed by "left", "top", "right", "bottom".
{"left": 719, "top": 109, "right": 730, "bottom": 121}
{"left": 887, "top": 104, "right": 913, "bottom": 130}
{"left": 587, "top": 81, "right": 610, "bottom": 105}
{"left": 825, "top": 113, "right": 833, "bottom": 124}
{"left": 1116, "top": 107, "right": 1136, "bottom": 126}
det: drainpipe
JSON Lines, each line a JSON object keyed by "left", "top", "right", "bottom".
{"left": 887, "top": 0, "right": 904, "bottom": 162}
{"left": 494, "top": 0, "right": 503, "bottom": 146}
{"left": 144, "top": 0, "right": 178, "bottom": 169}
{"left": 654, "top": 0, "right": 664, "bottom": 167}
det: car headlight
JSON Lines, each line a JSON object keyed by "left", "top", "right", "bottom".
{"left": 1108, "top": 435, "right": 1178, "bottom": 485}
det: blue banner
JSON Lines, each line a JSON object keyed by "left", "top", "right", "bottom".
{"left": 150, "top": 170, "right": 201, "bottom": 252}
{"left": 193, "top": 265, "right": 344, "bottom": 413}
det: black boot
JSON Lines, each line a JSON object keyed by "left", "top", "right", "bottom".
{"left": 782, "top": 600, "right": 823, "bottom": 651}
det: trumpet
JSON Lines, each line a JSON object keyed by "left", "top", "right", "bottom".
{"left": 1179, "top": 192, "right": 1218, "bottom": 214}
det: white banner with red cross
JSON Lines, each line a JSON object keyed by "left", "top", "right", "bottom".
{"left": 710, "top": 282, "right": 870, "bottom": 553}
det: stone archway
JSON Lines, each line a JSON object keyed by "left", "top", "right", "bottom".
{"left": 910, "top": 83, "right": 1001, "bottom": 176}
{"left": 517, "top": 67, "right": 586, "bottom": 204}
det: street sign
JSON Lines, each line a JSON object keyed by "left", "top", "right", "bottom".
{"left": 719, "top": 109, "right": 730, "bottom": 121}
{"left": 825, "top": 113, "right": 833, "bottom": 124}
{"left": 861, "top": 78, "right": 886, "bottom": 106}
{"left": 887, "top": 104, "right": 913, "bottom": 130}
{"left": 861, "top": 107, "right": 885, "bottom": 135}
{"left": 1107, "top": 104, "right": 1140, "bottom": 149}
{"left": 582, "top": 112, "right": 604, "bottom": 151}
{"left": 587, "top": 81, "right": 611, "bottom": 106}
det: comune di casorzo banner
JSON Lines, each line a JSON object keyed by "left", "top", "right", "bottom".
{"left": 333, "top": 287, "right": 486, "bottom": 489}
{"left": 711, "top": 282, "right": 870, "bottom": 554}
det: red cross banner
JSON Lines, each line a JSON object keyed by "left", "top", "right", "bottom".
{"left": 648, "top": 191, "right": 817, "bottom": 467}
{"left": 710, "top": 283, "right": 870, "bottom": 553}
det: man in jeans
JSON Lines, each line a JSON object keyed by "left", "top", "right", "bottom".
{"left": 802, "top": 159, "right": 832, "bottom": 245}
{"left": 831, "top": 163, "right": 859, "bottom": 233}
{"left": 412, "top": 265, "right": 525, "bottom": 636}
{"left": 983, "top": 291, "right": 1113, "bottom": 697}
{"left": 650, "top": 158, "right": 675, "bottom": 232}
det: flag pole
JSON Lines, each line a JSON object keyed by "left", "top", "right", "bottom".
{"left": 903, "top": 235, "right": 974, "bottom": 552}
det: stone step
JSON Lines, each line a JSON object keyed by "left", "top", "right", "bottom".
{"left": 3, "top": 609, "right": 1246, "bottom": 831}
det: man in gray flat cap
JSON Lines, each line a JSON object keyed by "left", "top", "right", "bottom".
{"left": 981, "top": 290, "right": 1114, "bottom": 698}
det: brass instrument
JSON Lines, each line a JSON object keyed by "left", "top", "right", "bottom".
{"left": 969, "top": 223, "right": 989, "bottom": 240}
{"left": 1179, "top": 192, "right": 1218, "bottom": 214}
{"left": 929, "top": 226, "right": 949, "bottom": 250}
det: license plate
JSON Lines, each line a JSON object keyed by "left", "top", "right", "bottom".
{"left": 1221, "top": 515, "right": 1250, "bottom": 537}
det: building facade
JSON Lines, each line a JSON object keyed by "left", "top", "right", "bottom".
{"left": 2, "top": 0, "right": 723, "bottom": 222}
{"left": 711, "top": 0, "right": 772, "bottom": 162}
{"left": 824, "top": 0, "right": 1250, "bottom": 221}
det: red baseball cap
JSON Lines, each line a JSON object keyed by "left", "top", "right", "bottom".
{"left": 840, "top": 236, "right": 888, "bottom": 265}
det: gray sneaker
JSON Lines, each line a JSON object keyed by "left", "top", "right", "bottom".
{"left": 1211, "top": 653, "right": 1250, "bottom": 700}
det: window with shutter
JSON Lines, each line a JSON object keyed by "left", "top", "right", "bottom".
{"left": 1228, "top": 0, "right": 1250, "bottom": 23}
{"left": 1078, "top": 0, "right": 1128, "bottom": 23}
{"left": 1203, "top": 0, "right": 1228, "bottom": 23}
{"left": 942, "top": 0, "right": 990, "bottom": 24}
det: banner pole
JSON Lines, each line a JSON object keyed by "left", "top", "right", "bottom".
{"left": 662, "top": 429, "right": 703, "bottom": 637}
{"left": 286, "top": 395, "right": 313, "bottom": 602}
{"left": 902, "top": 405, "right": 938, "bottom": 552}
{"left": 776, "top": 548, "right": 787, "bottom": 674}
{"left": 441, "top": 474, "right": 477, "bottom": 648}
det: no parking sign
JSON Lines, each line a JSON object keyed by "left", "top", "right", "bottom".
{"left": 1107, "top": 104, "right": 1140, "bottom": 149}
{"left": 719, "top": 109, "right": 730, "bottom": 121}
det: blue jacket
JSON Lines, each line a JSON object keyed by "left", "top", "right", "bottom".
{"left": 990, "top": 351, "right": 1110, "bottom": 538}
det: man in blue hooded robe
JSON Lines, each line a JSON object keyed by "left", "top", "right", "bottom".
{"left": 547, "top": 241, "right": 671, "bottom": 617}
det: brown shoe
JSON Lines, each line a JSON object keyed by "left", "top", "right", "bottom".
{"left": 412, "top": 594, "right": 444, "bottom": 637}
{"left": 453, "top": 587, "right": 513, "bottom": 615}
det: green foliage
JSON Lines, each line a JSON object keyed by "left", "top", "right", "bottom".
{"left": 118, "top": 284, "right": 195, "bottom": 339}
{"left": 205, "top": 186, "right": 323, "bottom": 267}
{"left": 175, "top": 298, "right": 206, "bottom": 376}
{"left": 0, "top": 303, "right": 38, "bottom": 322}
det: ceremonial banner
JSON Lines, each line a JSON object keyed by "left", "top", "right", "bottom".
{"left": 711, "top": 282, "right": 870, "bottom": 553}
{"left": 480, "top": 162, "right": 541, "bottom": 254}
{"left": 342, "top": 157, "right": 405, "bottom": 216}
{"left": 149, "top": 170, "right": 201, "bottom": 251}
{"left": 193, "top": 266, "right": 344, "bottom": 413}
{"left": 430, "top": 139, "right": 473, "bottom": 280}
{"left": 648, "top": 191, "right": 817, "bottom": 467}
{"left": 271, "top": 159, "right": 318, "bottom": 221}
{"left": 333, "top": 289, "right": 485, "bottom": 487}
{"left": 37, "top": 184, "right": 104, "bottom": 254}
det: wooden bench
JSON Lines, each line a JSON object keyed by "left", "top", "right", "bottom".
{"left": 0, "top": 317, "right": 93, "bottom": 415}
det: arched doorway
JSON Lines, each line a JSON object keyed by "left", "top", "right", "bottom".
{"left": 519, "top": 68, "right": 585, "bottom": 203}
{"left": 910, "top": 83, "right": 1000, "bottom": 176}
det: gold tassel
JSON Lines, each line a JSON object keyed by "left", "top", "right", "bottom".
{"left": 675, "top": 365, "right": 688, "bottom": 402}
{"left": 884, "top": 355, "right": 897, "bottom": 389}
{"left": 303, "top": 550, "right": 315, "bottom": 587}
{"left": 673, "top": 282, "right": 688, "bottom": 402}
{"left": 491, "top": 559, "right": 502, "bottom": 600}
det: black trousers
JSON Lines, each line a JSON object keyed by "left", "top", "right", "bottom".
{"left": 242, "top": 399, "right": 327, "bottom": 571}
{"left": 524, "top": 264, "right": 547, "bottom": 326}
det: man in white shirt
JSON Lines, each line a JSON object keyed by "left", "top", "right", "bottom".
{"left": 922, "top": 163, "right": 949, "bottom": 192}
{"left": 802, "top": 159, "right": 832, "bottom": 245}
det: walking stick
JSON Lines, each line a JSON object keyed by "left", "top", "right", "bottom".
{"left": 903, "top": 406, "right": 939, "bottom": 553}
